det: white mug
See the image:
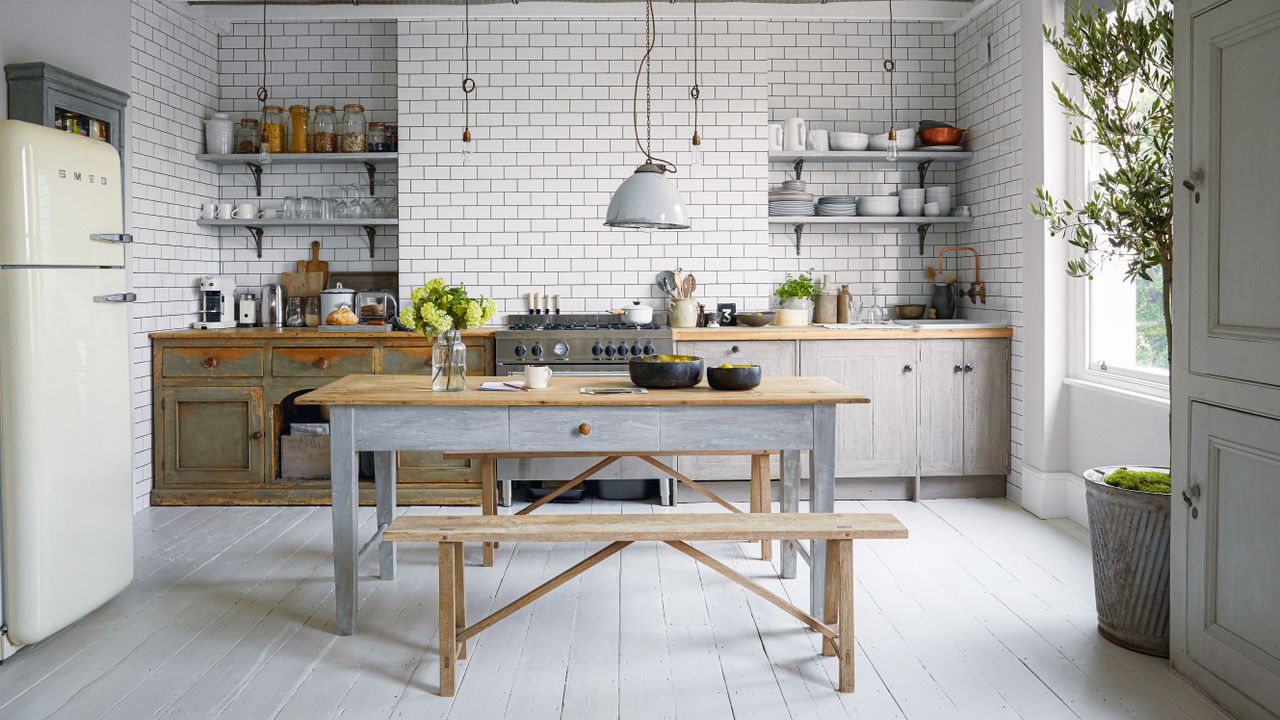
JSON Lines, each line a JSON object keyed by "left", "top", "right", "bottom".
{"left": 215, "top": 202, "right": 234, "bottom": 219}
{"left": 524, "top": 365, "right": 553, "bottom": 390}
{"left": 807, "top": 128, "right": 829, "bottom": 151}
{"left": 199, "top": 203, "right": 217, "bottom": 220}
{"left": 768, "top": 124, "right": 783, "bottom": 152}
{"left": 232, "top": 202, "right": 262, "bottom": 220}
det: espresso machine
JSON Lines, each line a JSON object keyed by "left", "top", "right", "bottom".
{"left": 192, "top": 275, "right": 236, "bottom": 329}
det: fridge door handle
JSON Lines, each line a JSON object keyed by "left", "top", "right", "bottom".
{"left": 91, "top": 233, "right": 133, "bottom": 244}
{"left": 93, "top": 292, "right": 137, "bottom": 303}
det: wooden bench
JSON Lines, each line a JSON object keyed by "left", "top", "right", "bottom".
{"left": 384, "top": 512, "right": 908, "bottom": 696}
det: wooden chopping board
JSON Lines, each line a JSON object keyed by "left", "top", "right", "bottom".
{"left": 297, "top": 241, "right": 329, "bottom": 289}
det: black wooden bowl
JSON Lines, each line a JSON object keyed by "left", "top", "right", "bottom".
{"left": 629, "top": 355, "right": 705, "bottom": 389}
{"left": 707, "top": 364, "right": 762, "bottom": 391}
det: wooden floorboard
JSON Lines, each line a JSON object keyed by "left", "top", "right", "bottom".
{"left": 0, "top": 498, "right": 1231, "bottom": 720}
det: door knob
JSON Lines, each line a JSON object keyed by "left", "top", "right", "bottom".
{"left": 203, "top": 357, "right": 220, "bottom": 369}
{"left": 731, "top": 345, "right": 741, "bottom": 353}
{"left": 954, "top": 364, "right": 964, "bottom": 373}
{"left": 314, "top": 357, "right": 330, "bottom": 369}
{"left": 964, "top": 364, "right": 974, "bottom": 372}
{"left": 903, "top": 364, "right": 913, "bottom": 373}
{"left": 1182, "top": 484, "right": 1201, "bottom": 519}
{"left": 578, "top": 423, "right": 592, "bottom": 436}
{"left": 251, "top": 431, "right": 263, "bottom": 440}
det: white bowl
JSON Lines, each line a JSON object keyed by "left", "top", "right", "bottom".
{"left": 924, "top": 186, "right": 952, "bottom": 196}
{"left": 900, "top": 201, "right": 925, "bottom": 216}
{"left": 923, "top": 202, "right": 941, "bottom": 217}
{"left": 857, "top": 196, "right": 901, "bottom": 217}
{"left": 829, "top": 131, "right": 869, "bottom": 151}
{"left": 869, "top": 129, "right": 916, "bottom": 151}
{"left": 899, "top": 188, "right": 926, "bottom": 199}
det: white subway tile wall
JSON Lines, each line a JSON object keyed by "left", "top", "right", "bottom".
{"left": 955, "top": 0, "right": 1025, "bottom": 492}
{"left": 216, "top": 21, "right": 399, "bottom": 289}
{"left": 128, "top": 0, "right": 222, "bottom": 509}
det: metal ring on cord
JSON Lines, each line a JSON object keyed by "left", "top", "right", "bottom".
{"left": 462, "top": 77, "right": 476, "bottom": 94}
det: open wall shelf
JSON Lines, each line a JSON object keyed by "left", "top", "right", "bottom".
{"left": 196, "top": 152, "right": 398, "bottom": 197}
{"left": 767, "top": 216, "right": 970, "bottom": 255}
{"left": 196, "top": 218, "right": 397, "bottom": 259}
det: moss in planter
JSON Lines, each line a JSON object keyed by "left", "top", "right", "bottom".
{"left": 1105, "top": 468, "right": 1171, "bottom": 494}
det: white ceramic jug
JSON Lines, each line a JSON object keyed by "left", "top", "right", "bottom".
{"left": 768, "top": 124, "right": 783, "bottom": 152}
{"left": 783, "top": 118, "right": 807, "bottom": 152}
{"left": 808, "top": 128, "right": 829, "bottom": 151}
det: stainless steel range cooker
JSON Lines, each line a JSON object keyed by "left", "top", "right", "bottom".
{"left": 495, "top": 313, "right": 674, "bottom": 376}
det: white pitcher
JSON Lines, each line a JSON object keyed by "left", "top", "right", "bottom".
{"left": 808, "top": 128, "right": 829, "bottom": 151}
{"left": 768, "top": 124, "right": 783, "bottom": 152}
{"left": 783, "top": 118, "right": 807, "bottom": 152}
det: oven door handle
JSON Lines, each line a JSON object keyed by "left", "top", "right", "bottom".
{"left": 506, "top": 369, "right": 631, "bottom": 377}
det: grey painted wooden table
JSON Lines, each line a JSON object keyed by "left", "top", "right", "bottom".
{"left": 297, "top": 374, "right": 868, "bottom": 635}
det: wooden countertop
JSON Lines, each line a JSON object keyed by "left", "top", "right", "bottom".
{"left": 672, "top": 325, "right": 1013, "bottom": 341}
{"left": 150, "top": 327, "right": 496, "bottom": 340}
{"left": 296, "top": 375, "right": 869, "bottom": 407}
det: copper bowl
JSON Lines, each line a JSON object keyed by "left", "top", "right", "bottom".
{"left": 918, "top": 127, "right": 967, "bottom": 146}
{"left": 896, "top": 304, "right": 926, "bottom": 320}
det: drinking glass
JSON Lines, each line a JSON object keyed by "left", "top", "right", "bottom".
{"left": 320, "top": 198, "right": 336, "bottom": 220}
{"left": 282, "top": 196, "right": 299, "bottom": 220}
{"left": 300, "top": 196, "right": 319, "bottom": 219}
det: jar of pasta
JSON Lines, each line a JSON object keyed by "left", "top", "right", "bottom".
{"left": 288, "top": 105, "right": 309, "bottom": 153}
{"left": 260, "top": 105, "right": 286, "bottom": 153}
{"left": 340, "top": 104, "right": 366, "bottom": 153}
{"left": 311, "top": 105, "right": 337, "bottom": 153}
{"left": 235, "top": 118, "right": 260, "bottom": 153}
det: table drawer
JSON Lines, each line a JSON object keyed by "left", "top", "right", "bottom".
{"left": 508, "top": 407, "right": 660, "bottom": 452}
{"left": 162, "top": 347, "right": 264, "bottom": 378}
{"left": 272, "top": 347, "right": 374, "bottom": 377}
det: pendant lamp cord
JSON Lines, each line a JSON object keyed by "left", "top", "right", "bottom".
{"left": 462, "top": 0, "right": 475, "bottom": 142}
{"left": 884, "top": 0, "right": 896, "bottom": 139}
{"left": 633, "top": 0, "right": 676, "bottom": 173}
{"left": 690, "top": 0, "right": 701, "bottom": 147}
{"left": 256, "top": 0, "right": 268, "bottom": 104}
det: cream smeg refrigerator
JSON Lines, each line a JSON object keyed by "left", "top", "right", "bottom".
{"left": 0, "top": 120, "right": 134, "bottom": 658}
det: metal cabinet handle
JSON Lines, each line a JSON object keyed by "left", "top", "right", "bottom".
{"left": 903, "top": 364, "right": 913, "bottom": 373}
{"left": 964, "top": 364, "right": 974, "bottom": 372}
{"left": 731, "top": 345, "right": 741, "bottom": 353}
{"left": 578, "top": 423, "right": 592, "bottom": 436}
{"left": 314, "top": 357, "right": 330, "bottom": 369}
{"left": 91, "top": 233, "right": 133, "bottom": 244}
{"left": 94, "top": 292, "right": 136, "bottom": 303}
{"left": 203, "top": 357, "right": 220, "bottom": 369}
{"left": 954, "top": 364, "right": 964, "bottom": 373}
{"left": 251, "top": 431, "right": 263, "bottom": 440}
{"left": 1182, "top": 484, "right": 1201, "bottom": 518}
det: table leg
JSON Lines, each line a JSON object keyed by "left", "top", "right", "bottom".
{"left": 330, "top": 407, "right": 359, "bottom": 636}
{"left": 751, "top": 454, "right": 772, "bottom": 561}
{"left": 375, "top": 451, "right": 397, "bottom": 581}
{"left": 439, "top": 542, "right": 458, "bottom": 696}
{"left": 836, "top": 539, "right": 855, "bottom": 692}
{"left": 481, "top": 458, "right": 497, "bottom": 567}
{"left": 780, "top": 449, "right": 801, "bottom": 579}
{"left": 809, "top": 404, "right": 836, "bottom": 619}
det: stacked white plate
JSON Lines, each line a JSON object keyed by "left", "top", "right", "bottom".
{"left": 857, "top": 196, "right": 900, "bottom": 217}
{"left": 898, "top": 188, "right": 925, "bottom": 216}
{"left": 816, "top": 195, "right": 858, "bottom": 217}
{"left": 770, "top": 180, "right": 815, "bottom": 216}
{"left": 924, "top": 186, "right": 953, "bottom": 215}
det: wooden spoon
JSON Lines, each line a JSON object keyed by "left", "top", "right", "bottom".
{"left": 683, "top": 274, "right": 696, "bottom": 298}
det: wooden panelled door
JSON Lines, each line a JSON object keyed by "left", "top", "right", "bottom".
{"left": 1174, "top": 0, "right": 1280, "bottom": 717}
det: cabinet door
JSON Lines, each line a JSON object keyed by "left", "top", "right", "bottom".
{"left": 160, "top": 386, "right": 266, "bottom": 486}
{"left": 802, "top": 340, "right": 917, "bottom": 478}
{"left": 962, "top": 339, "right": 1010, "bottom": 476}
{"left": 917, "top": 340, "right": 965, "bottom": 476}
{"left": 674, "top": 340, "right": 797, "bottom": 480}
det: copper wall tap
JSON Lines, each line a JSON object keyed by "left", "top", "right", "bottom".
{"left": 937, "top": 246, "right": 986, "bottom": 304}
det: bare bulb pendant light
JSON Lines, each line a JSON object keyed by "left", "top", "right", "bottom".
{"left": 461, "top": 0, "right": 476, "bottom": 164}
{"left": 689, "top": 0, "right": 704, "bottom": 167}
{"left": 605, "top": 0, "right": 691, "bottom": 230}
{"left": 257, "top": 0, "right": 272, "bottom": 165}
{"left": 884, "top": 0, "right": 899, "bottom": 161}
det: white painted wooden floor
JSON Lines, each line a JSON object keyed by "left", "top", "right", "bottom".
{"left": 1, "top": 498, "right": 1230, "bottom": 720}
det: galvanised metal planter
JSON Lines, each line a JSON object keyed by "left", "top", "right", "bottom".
{"left": 1084, "top": 465, "right": 1171, "bottom": 657}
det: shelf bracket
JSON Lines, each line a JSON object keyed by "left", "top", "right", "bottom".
{"left": 361, "top": 224, "right": 377, "bottom": 258}
{"left": 916, "top": 223, "right": 933, "bottom": 256}
{"left": 245, "top": 225, "right": 265, "bottom": 258}
{"left": 916, "top": 159, "right": 934, "bottom": 189}
{"left": 793, "top": 158, "right": 805, "bottom": 182}
{"left": 793, "top": 223, "right": 805, "bottom": 255}
{"left": 363, "top": 161, "right": 377, "bottom": 196}
{"left": 245, "top": 162, "right": 263, "bottom": 197}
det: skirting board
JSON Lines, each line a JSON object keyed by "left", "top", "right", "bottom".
{"left": 1019, "top": 465, "right": 1088, "bottom": 527}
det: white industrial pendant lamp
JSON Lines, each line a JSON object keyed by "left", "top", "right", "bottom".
{"left": 605, "top": 0, "right": 690, "bottom": 230}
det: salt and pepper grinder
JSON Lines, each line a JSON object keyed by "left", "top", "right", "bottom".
{"left": 531, "top": 291, "right": 542, "bottom": 315}
{"left": 541, "top": 293, "right": 549, "bottom": 314}
{"left": 552, "top": 294, "right": 561, "bottom": 314}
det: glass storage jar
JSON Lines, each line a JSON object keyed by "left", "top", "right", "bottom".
{"left": 304, "top": 296, "right": 321, "bottom": 327}
{"left": 311, "top": 105, "right": 337, "bottom": 153}
{"left": 288, "top": 105, "right": 309, "bottom": 153}
{"left": 387, "top": 123, "right": 397, "bottom": 151}
{"left": 285, "top": 297, "right": 305, "bottom": 327}
{"left": 260, "top": 105, "right": 286, "bottom": 153}
{"left": 204, "top": 112, "right": 234, "bottom": 155}
{"left": 367, "top": 122, "right": 390, "bottom": 152}
{"left": 235, "top": 118, "right": 260, "bottom": 153}
{"left": 340, "top": 104, "right": 366, "bottom": 153}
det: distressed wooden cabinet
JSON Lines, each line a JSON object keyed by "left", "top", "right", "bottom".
{"left": 917, "top": 338, "right": 1011, "bottom": 477}
{"left": 151, "top": 330, "right": 494, "bottom": 506}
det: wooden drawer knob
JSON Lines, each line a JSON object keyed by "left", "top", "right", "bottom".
{"left": 578, "top": 423, "right": 592, "bottom": 436}
{"left": 314, "top": 357, "right": 330, "bottom": 369}
{"left": 203, "top": 357, "right": 219, "bottom": 369}
{"left": 251, "top": 431, "right": 263, "bottom": 440}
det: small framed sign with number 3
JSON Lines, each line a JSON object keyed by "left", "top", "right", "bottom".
{"left": 717, "top": 303, "right": 737, "bottom": 326}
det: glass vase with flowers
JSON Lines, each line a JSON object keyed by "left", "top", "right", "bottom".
{"left": 399, "top": 279, "right": 497, "bottom": 391}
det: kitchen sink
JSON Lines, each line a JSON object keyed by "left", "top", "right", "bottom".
{"left": 895, "top": 319, "right": 1010, "bottom": 329}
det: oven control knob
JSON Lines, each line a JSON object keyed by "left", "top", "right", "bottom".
{"left": 643, "top": 343, "right": 656, "bottom": 355}
{"left": 631, "top": 344, "right": 643, "bottom": 356}
{"left": 591, "top": 342, "right": 604, "bottom": 357}
{"left": 604, "top": 344, "right": 616, "bottom": 357}
{"left": 553, "top": 341, "right": 570, "bottom": 358}
{"left": 616, "top": 343, "right": 629, "bottom": 357}
{"left": 531, "top": 343, "right": 544, "bottom": 357}
{"left": 514, "top": 344, "right": 527, "bottom": 358}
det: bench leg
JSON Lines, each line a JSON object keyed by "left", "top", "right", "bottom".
{"left": 822, "top": 535, "right": 840, "bottom": 657}
{"left": 375, "top": 452, "right": 397, "bottom": 581}
{"left": 780, "top": 449, "right": 801, "bottom": 579}
{"left": 455, "top": 542, "right": 467, "bottom": 659}
{"left": 835, "top": 539, "right": 855, "bottom": 692}
{"left": 439, "top": 542, "right": 459, "bottom": 696}
{"left": 751, "top": 454, "right": 772, "bottom": 561}
{"left": 481, "top": 458, "right": 496, "bottom": 567}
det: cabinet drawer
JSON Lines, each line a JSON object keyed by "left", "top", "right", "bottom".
{"left": 383, "top": 345, "right": 488, "bottom": 376}
{"left": 508, "top": 407, "right": 659, "bottom": 452}
{"left": 272, "top": 347, "right": 374, "bottom": 377}
{"left": 162, "top": 347, "right": 264, "bottom": 378}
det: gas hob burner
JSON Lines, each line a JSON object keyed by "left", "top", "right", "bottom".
{"left": 605, "top": 322, "right": 661, "bottom": 331}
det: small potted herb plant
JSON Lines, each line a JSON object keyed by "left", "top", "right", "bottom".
{"left": 774, "top": 271, "right": 817, "bottom": 326}
{"left": 1084, "top": 466, "right": 1172, "bottom": 656}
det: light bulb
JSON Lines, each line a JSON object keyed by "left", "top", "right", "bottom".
{"left": 690, "top": 133, "right": 704, "bottom": 167}
{"left": 461, "top": 128, "right": 475, "bottom": 165}
{"left": 886, "top": 137, "right": 899, "bottom": 161}
{"left": 258, "top": 146, "right": 272, "bottom": 166}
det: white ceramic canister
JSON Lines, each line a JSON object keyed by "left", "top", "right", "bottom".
{"left": 783, "top": 118, "right": 807, "bottom": 152}
{"left": 204, "top": 112, "right": 234, "bottom": 155}
{"left": 768, "top": 124, "right": 784, "bottom": 152}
